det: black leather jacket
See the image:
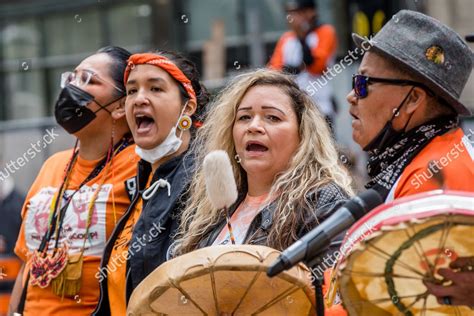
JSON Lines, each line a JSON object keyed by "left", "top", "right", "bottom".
{"left": 93, "top": 153, "right": 194, "bottom": 315}
{"left": 197, "top": 182, "right": 350, "bottom": 259}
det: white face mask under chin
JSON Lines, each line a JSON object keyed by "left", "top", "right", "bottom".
{"left": 135, "top": 126, "right": 183, "bottom": 164}
{"left": 135, "top": 102, "right": 189, "bottom": 164}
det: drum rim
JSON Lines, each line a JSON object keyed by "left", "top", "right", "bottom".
{"left": 337, "top": 215, "right": 474, "bottom": 315}
{"left": 339, "top": 191, "right": 474, "bottom": 261}
{"left": 128, "top": 245, "right": 317, "bottom": 315}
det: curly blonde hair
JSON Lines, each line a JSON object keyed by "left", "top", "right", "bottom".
{"left": 175, "top": 69, "right": 353, "bottom": 254}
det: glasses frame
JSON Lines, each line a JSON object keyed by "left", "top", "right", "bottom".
{"left": 352, "top": 74, "right": 431, "bottom": 99}
{"left": 60, "top": 69, "right": 123, "bottom": 93}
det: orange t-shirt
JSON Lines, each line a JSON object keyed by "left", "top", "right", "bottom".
{"left": 388, "top": 128, "right": 474, "bottom": 201}
{"left": 106, "top": 199, "right": 142, "bottom": 316}
{"left": 14, "top": 144, "right": 137, "bottom": 315}
{"left": 213, "top": 193, "right": 270, "bottom": 245}
{"left": 107, "top": 174, "right": 153, "bottom": 316}
{"left": 268, "top": 25, "right": 338, "bottom": 76}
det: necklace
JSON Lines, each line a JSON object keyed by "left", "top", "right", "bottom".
{"left": 29, "top": 135, "right": 131, "bottom": 290}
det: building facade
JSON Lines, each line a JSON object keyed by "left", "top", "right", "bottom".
{"left": 0, "top": 0, "right": 471, "bottom": 192}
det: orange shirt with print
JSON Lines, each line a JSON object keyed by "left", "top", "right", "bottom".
{"left": 391, "top": 128, "right": 474, "bottom": 200}
{"left": 14, "top": 144, "right": 137, "bottom": 315}
{"left": 213, "top": 193, "right": 269, "bottom": 245}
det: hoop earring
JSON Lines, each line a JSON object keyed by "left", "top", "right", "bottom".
{"left": 178, "top": 115, "right": 192, "bottom": 131}
{"left": 234, "top": 154, "right": 241, "bottom": 164}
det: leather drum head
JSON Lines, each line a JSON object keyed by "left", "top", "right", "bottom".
{"left": 127, "top": 245, "right": 316, "bottom": 315}
{"left": 335, "top": 191, "right": 474, "bottom": 316}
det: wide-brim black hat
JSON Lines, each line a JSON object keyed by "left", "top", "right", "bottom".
{"left": 353, "top": 10, "right": 473, "bottom": 116}
{"left": 285, "top": 0, "right": 316, "bottom": 11}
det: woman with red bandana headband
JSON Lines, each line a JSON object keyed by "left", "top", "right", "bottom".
{"left": 92, "top": 51, "right": 209, "bottom": 316}
{"left": 8, "top": 46, "right": 139, "bottom": 316}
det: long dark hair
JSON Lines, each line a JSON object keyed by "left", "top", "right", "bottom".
{"left": 155, "top": 50, "right": 210, "bottom": 123}
{"left": 96, "top": 46, "right": 132, "bottom": 97}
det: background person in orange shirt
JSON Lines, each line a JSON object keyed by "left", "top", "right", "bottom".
{"left": 8, "top": 46, "right": 137, "bottom": 315}
{"left": 269, "top": 0, "right": 338, "bottom": 129}
{"left": 347, "top": 10, "right": 474, "bottom": 203}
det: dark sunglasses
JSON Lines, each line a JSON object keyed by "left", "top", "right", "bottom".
{"left": 352, "top": 74, "right": 430, "bottom": 98}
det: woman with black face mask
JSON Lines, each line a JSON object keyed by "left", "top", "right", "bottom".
{"left": 8, "top": 46, "right": 139, "bottom": 316}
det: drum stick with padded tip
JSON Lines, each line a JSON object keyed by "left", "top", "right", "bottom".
{"left": 203, "top": 150, "right": 239, "bottom": 244}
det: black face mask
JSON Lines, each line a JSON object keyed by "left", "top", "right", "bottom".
{"left": 54, "top": 84, "right": 122, "bottom": 134}
{"left": 363, "top": 87, "right": 415, "bottom": 152}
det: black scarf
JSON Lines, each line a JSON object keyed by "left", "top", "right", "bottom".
{"left": 365, "top": 116, "right": 458, "bottom": 199}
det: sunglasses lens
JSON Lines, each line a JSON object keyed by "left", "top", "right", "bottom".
{"left": 354, "top": 75, "right": 368, "bottom": 98}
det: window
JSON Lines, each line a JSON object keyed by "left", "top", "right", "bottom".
{"left": 183, "top": 0, "right": 242, "bottom": 44}
{"left": 2, "top": 18, "right": 40, "bottom": 60}
{"left": 44, "top": 9, "right": 102, "bottom": 56}
{"left": 1, "top": 18, "right": 45, "bottom": 119}
{"left": 107, "top": 3, "right": 152, "bottom": 49}
{"left": 5, "top": 70, "right": 46, "bottom": 119}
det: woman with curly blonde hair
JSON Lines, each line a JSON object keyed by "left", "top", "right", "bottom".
{"left": 174, "top": 69, "right": 353, "bottom": 259}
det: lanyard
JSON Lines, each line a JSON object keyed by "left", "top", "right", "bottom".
{"left": 38, "top": 135, "right": 133, "bottom": 252}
